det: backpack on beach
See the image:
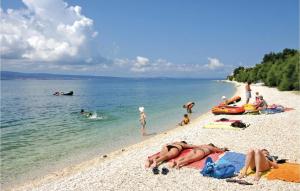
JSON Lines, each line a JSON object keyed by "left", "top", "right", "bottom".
{"left": 200, "top": 157, "right": 235, "bottom": 179}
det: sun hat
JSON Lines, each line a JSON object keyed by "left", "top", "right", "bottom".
{"left": 139, "top": 107, "right": 144, "bottom": 112}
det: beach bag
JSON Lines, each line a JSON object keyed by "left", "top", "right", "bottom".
{"left": 200, "top": 157, "right": 235, "bottom": 179}
{"left": 231, "top": 121, "right": 247, "bottom": 128}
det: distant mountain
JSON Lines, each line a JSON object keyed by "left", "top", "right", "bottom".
{"left": 0, "top": 71, "right": 119, "bottom": 80}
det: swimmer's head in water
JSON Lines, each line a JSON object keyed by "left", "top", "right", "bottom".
{"left": 81, "top": 109, "right": 84, "bottom": 113}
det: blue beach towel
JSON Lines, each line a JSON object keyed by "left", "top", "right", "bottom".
{"left": 216, "top": 152, "right": 246, "bottom": 173}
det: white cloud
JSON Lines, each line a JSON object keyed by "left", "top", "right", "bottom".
{"left": 205, "top": 57, "right": 224, "bottom": 70}
{"left": 0, "top": 0, "right": 98, "bottom": 63}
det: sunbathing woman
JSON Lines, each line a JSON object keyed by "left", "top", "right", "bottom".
{"left": 145, "top": 141, "right": 198, "bottom": 168}
{"left": 169, "top": 143, "right": 227, "bottom": 169}
{"left": 238, "top": 148, "right": 278, "bottom": 181}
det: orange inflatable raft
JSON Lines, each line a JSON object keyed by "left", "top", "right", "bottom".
{"left": 212, "top": 105, "right": 245, "bottom": 115}
{"left": 219, "top": 96, "right": 241, "bottom": 106}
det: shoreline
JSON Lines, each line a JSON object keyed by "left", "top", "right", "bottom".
{"left": 8, "top": 81, "right": 300, "bottom": 191}
{"left": 5, "top": 80, "right": 238, "bottom": 190}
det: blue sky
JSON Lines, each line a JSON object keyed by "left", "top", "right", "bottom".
{"left": 1, "top": 0, "right": 298, "bottom": 77}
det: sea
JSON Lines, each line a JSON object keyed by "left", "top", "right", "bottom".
{"left": 0, "top": 78, "right": 235, "bottom": 186}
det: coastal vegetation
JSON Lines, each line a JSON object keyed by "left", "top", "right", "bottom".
{"left": 227, "top": 49, "right": 299, "bottom": 91}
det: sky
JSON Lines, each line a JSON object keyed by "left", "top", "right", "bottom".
{"left": 0, "top": 0, "right": 299, "bottom": 78}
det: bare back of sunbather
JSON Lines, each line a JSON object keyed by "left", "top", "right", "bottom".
{"left": 145, "top": 141, "right": 196, "bottom": 168}
{"left": 169, "top": 144, "right": 225, "bottom": 169}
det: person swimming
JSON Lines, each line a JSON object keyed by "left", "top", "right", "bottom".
{"left": 80, "top": 109, "right": 92, "bottom": 117}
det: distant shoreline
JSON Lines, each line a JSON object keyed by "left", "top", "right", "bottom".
{"left": 0, "top": 71, "right": 225, "bottom": 80}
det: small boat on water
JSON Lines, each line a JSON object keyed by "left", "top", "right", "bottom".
{"left": 212, "top": 105, "right": 245, "bottom": 115}
{"left": 62, "top": 91, "right": 73, "bottom": 96}
{"left": 53, "top": 91, "right": 74, "bottom": 96}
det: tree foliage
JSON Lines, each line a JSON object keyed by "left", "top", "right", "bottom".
{"left": 227, "top": 48, "right": 300, "bottom": 91}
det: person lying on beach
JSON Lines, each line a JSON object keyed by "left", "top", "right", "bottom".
{"left": 168, "top": 143, "right": 228, "bottom": 169}
{"left": 178, "top": 114, "right": 190, "bottom": 126}
{"left": 145, "top": 141, "right": 198, "bottom": 168}
{"left": 183, "top": 102, "right": 195, "bottom": 113}
{"left": 238, "top": 148, "right": 278, "bottom": 181}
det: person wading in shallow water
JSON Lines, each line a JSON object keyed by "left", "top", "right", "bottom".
{"left": 139, "top": 107, "right": 147, "bottom": 136}
{"left": 183, "top": 102, "right": 195, "bottom": 113}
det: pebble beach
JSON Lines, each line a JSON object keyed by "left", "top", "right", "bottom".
{"left": 9, "top": 81, "right": 300, "bottom": 191}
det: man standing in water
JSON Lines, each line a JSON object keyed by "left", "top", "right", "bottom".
{"left": 183, "top": 102, "right": 195, "bottom": 113}
{"left": 139, "top": 107, "right": 147, "bottom": 136}
{"left": 245, "top": 82, "right": 252, "bottom": 104}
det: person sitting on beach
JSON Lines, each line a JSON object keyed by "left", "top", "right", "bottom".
{"left": 238, "top": 148, "right": 278, "bottom": 181}
{"left": 183, "top": 102, "right": 195, "bottom": 113}
{"left": 255, "top": 96, "right": 268, "bottom": 111}
{"left": 168, "top": 143, "right": 227, "bottom": 169}
{"left": 178, "top": 114, "right": 190, "bottom": 126}
{"left": 254, "top": 92, "right": 260, "bottom": 104}
{"left": 145, "top": 141, "right": 198, "bottom": 168}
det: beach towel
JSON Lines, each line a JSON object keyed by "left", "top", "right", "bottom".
{"left": 243, "top": 167, "right": 270, "bottom": 178}
{"left": 203, "top": 122, "right": 242, "bottom": 130}
{"left": 267, "top": 163, "right": 300, "bottom": 183}
{"left": 216, "top": 152, "right": 246, "bottom": 173}
{"left": 148, "top": 149, "right": 222, "bottom": 169}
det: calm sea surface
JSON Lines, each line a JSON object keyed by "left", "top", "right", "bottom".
{"left": 0, "top": 78, "right": 235, "bottom": 185}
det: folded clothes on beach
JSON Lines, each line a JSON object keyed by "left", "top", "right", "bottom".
{"left": 203, "top": 122, "right": 242, "bottom": 130}
{"left": 216, "top": 152, "right": 246, "bottom": 173}
{"left": 267, "top": 163, "right": 300, "bottom": 183}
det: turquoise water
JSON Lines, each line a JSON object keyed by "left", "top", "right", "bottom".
{"left": 0, "top": 79, "right": 235, "bottom": 185}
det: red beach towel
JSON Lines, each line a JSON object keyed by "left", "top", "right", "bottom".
{"left": 148, "top": 149, "right": 222, "bottom": 169}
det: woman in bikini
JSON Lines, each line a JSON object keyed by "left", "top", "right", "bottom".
{"left": 145, "top": 141, "right": 198, "bottom": 168}
{"left": 168, "top": 143, "right": 227, "bottom": 169}
{"left": 238, "top": 148, "right": 278, "bottom": 181}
